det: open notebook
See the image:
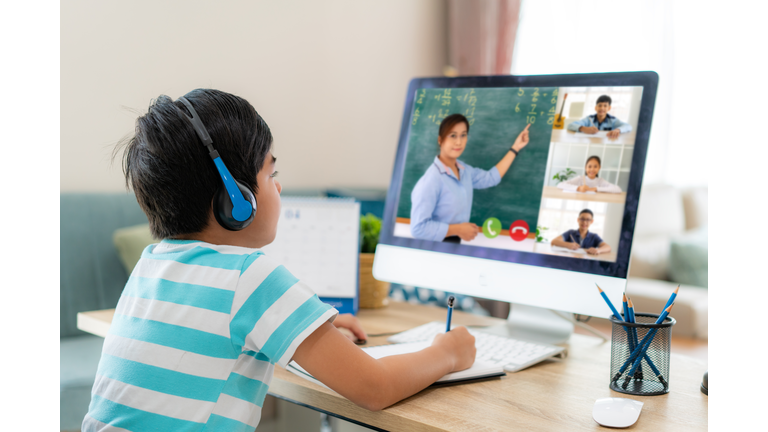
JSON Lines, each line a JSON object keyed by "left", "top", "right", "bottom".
{"left": 287, "top": 341, "right": 505, "bottom": 388}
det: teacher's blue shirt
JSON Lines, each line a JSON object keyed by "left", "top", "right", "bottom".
{"left": 410, "top": 156, "right": 501, "bottom": 241}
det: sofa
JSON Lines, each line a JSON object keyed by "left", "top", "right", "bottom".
{"left": 60, "top": 193, "right": 150, "bottom": 431}
{"left": 626, "top": 184, "right": 708, "bottom": 339}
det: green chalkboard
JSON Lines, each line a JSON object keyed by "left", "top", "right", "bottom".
{"left": 397, "top": 87, "right": 558, "bottom": 231}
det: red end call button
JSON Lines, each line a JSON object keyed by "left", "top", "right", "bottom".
{"left": 509, "top": 220, "right": 529, "bottom": 242}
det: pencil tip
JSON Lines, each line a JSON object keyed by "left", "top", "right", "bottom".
{"left": 622, "top": 293, "right": 627, "bottom": 301}
{"left": 596, "top": 284, "right": 603, "bottom": 292}
{"left": 628, "top": 298, "right": 634, "bottom": 307}
{"left": 675, "top": 285, "right": 680, "bottom": 294}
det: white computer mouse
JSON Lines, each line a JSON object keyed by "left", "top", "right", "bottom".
{"left": 592, "top": 397, "right": 643, "bottom": 428}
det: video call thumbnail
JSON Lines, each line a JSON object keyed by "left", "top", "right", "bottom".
{"left": 393, "top": 85, "right": 643, "bottom": 263}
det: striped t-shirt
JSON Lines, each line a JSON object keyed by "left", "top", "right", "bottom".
{"left": 82, "top": 239, "right": 338, "bottom": 432}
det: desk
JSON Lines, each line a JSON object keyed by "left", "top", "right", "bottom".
{"left": 550, "top": 129, "right": 636, "bottom": 146}
{"left": 532, "top": 242, "right": 618, "bottom": 262}
{"left": 542, "top": 186, "right": 627, "bottom": 204}
{"left": 78, "top": 301, "right": 707, "bottom": 431}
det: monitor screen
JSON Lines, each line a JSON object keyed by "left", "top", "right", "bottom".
{"left": 374, "top": 72, "right": 657, "bottom": 318}
{"left": 380, "top": 73, "right": 657, "bottom": 280}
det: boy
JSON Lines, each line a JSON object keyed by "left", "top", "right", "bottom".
{"left": 550, "top": 209, "right": 612, "bottom": 255}
{"left": 82, "top": 89, "right": 476, "bottom": 431}
{"left": 567, "top": 95, "right": 632, "bottom": 139}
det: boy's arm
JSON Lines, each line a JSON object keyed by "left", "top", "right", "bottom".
{"left": 613, "top": 118, "right": 632, "bottom": 133}
{"left": 292, "top": 322, "right": 476, "bottom": 411}
{"left": 566, "top": 117, "right": 588, "bottom": 132}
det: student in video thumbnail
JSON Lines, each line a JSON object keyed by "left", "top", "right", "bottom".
{"left": 551, "top": 209, "right": 611, "bottom": 255}
{"left": 557, "top": 156, "right": 621, "bottom": 193}
{"left": 567, "top": 95, "right": 632, "bottom": 139}
{"left": 410, "top": 113, "right": 530, "bottom": 243}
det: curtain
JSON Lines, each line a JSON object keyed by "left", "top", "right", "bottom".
{"left": 448, "top": 0, "right": 522, "bottom": 76}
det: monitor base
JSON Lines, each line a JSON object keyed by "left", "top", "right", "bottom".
{"left": 479, "top": 303, "right": 574, "bottom": 345}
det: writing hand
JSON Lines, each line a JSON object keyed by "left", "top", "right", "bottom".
{"left": 567, "top": 242, "right": 580, "bottom": 250}
{"left": 607, "top": 130, "right": 620, "bottom": 139}
{"left": 577, "top": 185, "right": 590, "bottom": 192}
{"left": 512, "top": 124, "right": 531, "bottom": 152}
{"left": 333, "top": 313, "right": 368, "bottom": 343}
{"left": 580, "top": 126, "right": 598, "bottom": 134}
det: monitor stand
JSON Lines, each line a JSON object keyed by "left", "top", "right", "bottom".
{"left": 478, "top": 303, "right": 574, "bottom": 345}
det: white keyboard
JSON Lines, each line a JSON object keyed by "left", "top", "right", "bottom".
{"left": 388, "top": 321, "right": 566, "bottom": 372}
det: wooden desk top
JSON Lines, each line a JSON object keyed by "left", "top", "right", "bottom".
{"left": 542, "top": 186, "right": 627, "bottom": 204}
{"left": 77, "top": 301, "right": 707, "bottom": 431}
{"left": 532, "top": 242, "right": 618, "bottom": 262}
{"left": 550, "top": 128, "right": 636, "bottom": 146}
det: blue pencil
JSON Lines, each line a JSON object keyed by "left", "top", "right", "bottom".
{"left": 596, "top": 284, "right": 624, "bottom": 322}
{"left": 663, "top": 285, "right": 679, "bottom": 311}
{"left": 445, "top": 295, "right": 455, "bottom": 333}
{"left": 612, "top": 303, "right": 674, "bottom": 383}
{"left": 622, "top": 294, "right": 634, "bottom": 351}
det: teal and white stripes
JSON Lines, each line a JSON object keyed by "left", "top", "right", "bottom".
{"left": 83, "top": 240, "right": 337, "bottom": 432}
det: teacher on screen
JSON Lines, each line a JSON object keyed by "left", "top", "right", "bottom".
{"left": 410, "top": 113, "right": 531, "bottom": 243}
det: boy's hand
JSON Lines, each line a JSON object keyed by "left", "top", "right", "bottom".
{"left": 580, "top": 126, "right": 598, "bottom": 134}
{"left": 586, "top": 247, "right": 600, "bottom": 255}
{"left": 431, "top": 327, "right": 476, "bottom": 372}
{"left": 565, "top": 242, "right": 580, "bottom": 250}
{"left": 333, "top": 314, "right": 368, "bottom": 342}
{"left": 512, "top": 124, "right": 531, "bottom": 152}
{"left": 607, "top": 130, "right": 620, "bottom": 139}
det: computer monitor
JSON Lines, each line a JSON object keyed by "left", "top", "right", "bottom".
{"left": 373, "top": 72, "right": 658, "bottom": 343}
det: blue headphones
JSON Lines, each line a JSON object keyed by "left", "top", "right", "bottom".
{"left": 177, "top": 96, "right": 256, "bottom": 231}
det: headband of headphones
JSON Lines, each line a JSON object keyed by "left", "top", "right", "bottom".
{"left": 177, "top": 96, "right": 254, "bottom": 223}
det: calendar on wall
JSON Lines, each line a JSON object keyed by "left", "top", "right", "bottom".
{"left": 261, "top": 197, "right": 360, "bottom": 314}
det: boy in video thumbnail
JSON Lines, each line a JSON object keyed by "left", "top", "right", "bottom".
{"left": 550, "top": 209, "right": 612, "bottom": 255}
{"left": 567, "top": 95, "right": 632, "bottom": 139}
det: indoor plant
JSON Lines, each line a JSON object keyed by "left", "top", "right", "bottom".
{"left": 359, "top": 213, "right": 390, "bottom": 308}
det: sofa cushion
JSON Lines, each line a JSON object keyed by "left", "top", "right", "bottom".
{"left": 113, "top": 223, "right": 154, "bottom": 274}
{"left": 626, "top": 277, "right": 708, "bottom": 339}
{"left": 682, "top": 187, "right": 708, "bottom": 231}
{"left": 628, "top": 235, "right": 671, "bottom": 280}
{"left": 669, "top": 226, "right": 708, "bottom": 288}
{"left": 634, "top": 184, "right": 686, "bottom": 238}
{"left": 60, "top": 193, "right": 148, "bottom": 337}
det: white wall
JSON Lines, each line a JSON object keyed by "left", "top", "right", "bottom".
{"left": 61, "top": 0, "right": 448, "bottom": 192}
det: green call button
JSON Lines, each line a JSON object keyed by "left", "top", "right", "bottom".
{"left": 482, "top": 217, "right": 501, "bottom": 238}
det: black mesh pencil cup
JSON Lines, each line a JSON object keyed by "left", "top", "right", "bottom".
{"left": 609, "top": 313, "right": 675, "bottom": 396}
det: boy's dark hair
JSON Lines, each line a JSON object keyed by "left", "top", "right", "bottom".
{"left": 579, "top": 209, "right": 594, "bottom": 218}
{"left": 596, "top": 95, "right": 612, "bottom": 105}
{"left": 117, "top": 89, "right": 272, "bottom": 239}
{"left": 438, "top": 114, "right": 470, "bottom": 144}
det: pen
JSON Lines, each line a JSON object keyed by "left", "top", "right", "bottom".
{"left": 446, "top": 295, "right": 455, "bottom": 332}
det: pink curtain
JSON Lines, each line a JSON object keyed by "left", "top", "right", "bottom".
{"left": 448, "top": 0, "right": 522, "bottom": 76}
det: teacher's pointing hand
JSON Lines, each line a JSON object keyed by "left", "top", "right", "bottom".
{"left": 512, "top": 123, "right": 531, "bottom": 152}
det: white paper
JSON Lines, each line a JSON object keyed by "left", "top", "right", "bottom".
{"left": 551, "top": 245, "right": 587, "bottom": 254}
{"left": 563, "top": 190, "right": 596, "bottom": 195}
{"left": 575, "top": 130, "right": 609, "bottom": 137}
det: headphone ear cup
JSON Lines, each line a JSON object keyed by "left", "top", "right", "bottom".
{"left": 213, "top": 180, "right": 256, "bottom": 231}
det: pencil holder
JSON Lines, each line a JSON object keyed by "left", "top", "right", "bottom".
{"left": 609, "top": 312, "right": 675, "bottom": 396}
